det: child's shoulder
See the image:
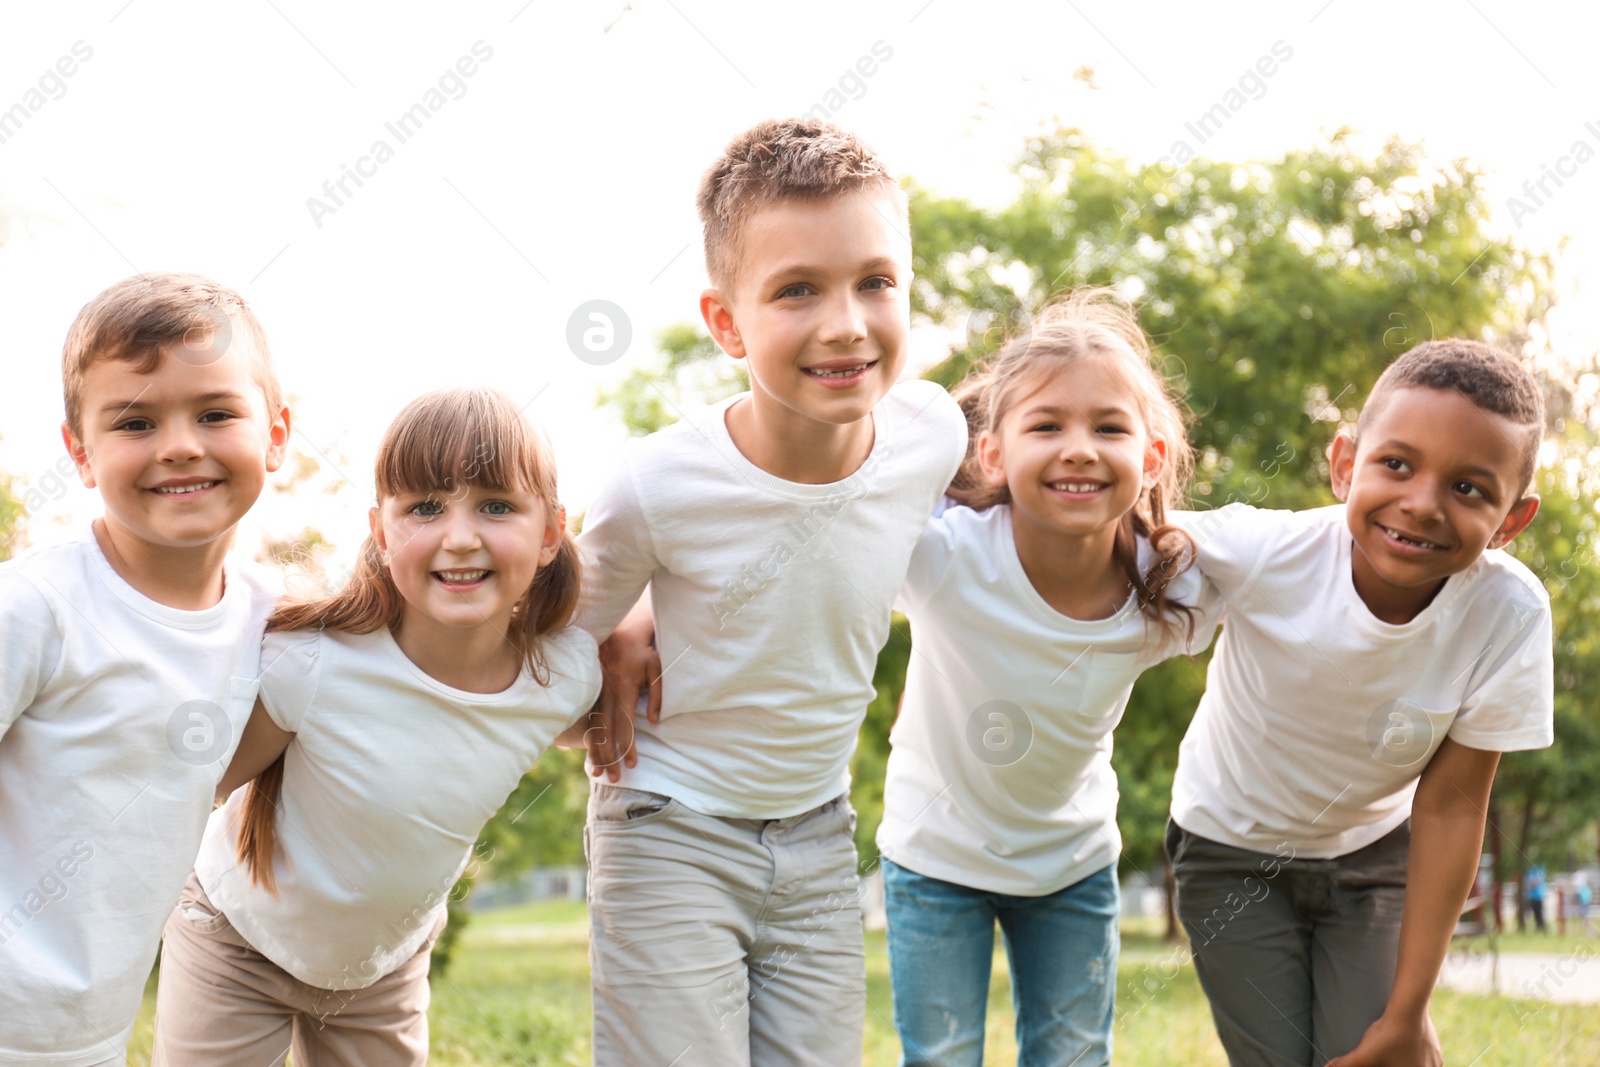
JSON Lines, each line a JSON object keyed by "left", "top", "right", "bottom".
{"left": 1460, "top": 545, "right": 1550, "bottom": 618}
{"left": 0, "top": 533, "right": 104, "bottom": 611}
{"left": 881, "top": 377, "right": 963, "bottom": 429}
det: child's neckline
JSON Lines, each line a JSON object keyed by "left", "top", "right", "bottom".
{"left": 377, "top": 625, "right": 529, "bottom": 699}
{"left": 994, "top": 506, "right": 1141, "bottom": 628}
{"left": 704, "top": 390, "right": 892, "bottom": 499}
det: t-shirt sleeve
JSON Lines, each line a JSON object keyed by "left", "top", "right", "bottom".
{"left": 574, "top": 455, "right": 658, "bottom": 643}
{"left": 257, "top": 630, "right": 323, "bottom": 733}
{"left": 895, "top": 511, "right": 960, "bottom": 616}
{"left": 1169, "top": 503, "right": 1284, "bottom": 601}
{"left": 0, "top": 572, "right": 63, "bottom": 741}
{"left": 1179, "top": 569, "right": 1227, "bottom": 656}
{"left": 1448, "top": 584, "right": 1555, "bottom": 752}
{"left": 545, "top": 626, "right": 603, "bottom": 728}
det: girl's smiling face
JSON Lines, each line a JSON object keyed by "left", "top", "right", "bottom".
{"left": 371, "top": 482, "right": 560, "bottom": 637}
{"left": 978, "top": 356, "right": 1166, "bottom": 544}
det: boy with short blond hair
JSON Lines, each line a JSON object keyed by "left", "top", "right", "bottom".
{"left": 1170, "top": 338, "right": 1553, "bottom": 1067}
{"left": 577, "top": 119, "right": 966, "bottom": 1066}
{"left": 0, "top": 273, "right": 289, "bottom": 1066}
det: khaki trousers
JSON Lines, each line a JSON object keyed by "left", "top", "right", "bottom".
{"left": 152, "top": 870, "right": 443, "bottom": 1067}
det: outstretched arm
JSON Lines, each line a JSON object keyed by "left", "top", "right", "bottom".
{"left": 216, "top": 697, "right": 294, "bottom": 802}
{"left": 1327, "top": 737, "right": 1500, "bottom": 1067}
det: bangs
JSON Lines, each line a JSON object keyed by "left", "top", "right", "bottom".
{"left": 375, "top": 389, "right": 548, "bottom": 499}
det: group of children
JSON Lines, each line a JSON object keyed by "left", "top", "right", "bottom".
{"left": 0, "top": 117, "right": 1555, "bottom": 1067}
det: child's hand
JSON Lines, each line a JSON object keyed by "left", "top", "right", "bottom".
{"left": 586, "top": 611, "right": 662, "bottom": 782}
{"left": 1325, "top": 1010, "right": 1440, "bottom": 1067}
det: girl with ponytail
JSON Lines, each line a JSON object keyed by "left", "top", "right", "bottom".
{"left": 152, "top": 388, "right": 600, "bottom": 1066}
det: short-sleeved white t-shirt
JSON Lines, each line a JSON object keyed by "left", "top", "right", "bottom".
{"left": 878, "top": 504, "right": 1222, "bottom": 896}
{"left": 575, "top": 379, "right": 967, "bottom": 819}
{"left": 1171, "top": 503, "right": 1554, "bottom": 858}
{"left": 195, "top": 625, "right": 600, "bottom": 989}
{"left": 0, "top": 534, "right": 272, "bottom": 1066}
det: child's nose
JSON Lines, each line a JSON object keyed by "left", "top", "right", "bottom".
{"left": 439, "top": 510, "right": 482, "bottom": 550}
{"left": 816, "top": 291, "right": 868, "bottom": 345}
{"left": 156, "top": 423, "right": 204, "bottom": 463}
{"left": 1057, "top": 426, "right": 1098, "bottom": 462}
{"left": 1400, "top": 481, "right": 1447, "bottom": 522}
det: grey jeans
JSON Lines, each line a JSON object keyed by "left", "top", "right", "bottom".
{"left": 1166, "top": 818, "right": 1410, "bottom": 1067}
{"left": 586, "top": 785, "right": 866, "bottom": 1067}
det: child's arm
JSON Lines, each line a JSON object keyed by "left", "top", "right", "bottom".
{"left": 1326, "top": 737, "right": 1500, "bottom": 1067}
{"left": 215, "top": 697, "right": 294, "bottom": 802}
{"left": 576, "top": 592, "right": 662, "bottom": 781}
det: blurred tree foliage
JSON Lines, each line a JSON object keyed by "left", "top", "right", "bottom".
{"left": 566, "top": 127, "right": 1598, "bottom": 930}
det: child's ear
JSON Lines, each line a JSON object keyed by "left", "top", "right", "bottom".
{"left": 1142, "top": 434, "right": 1168, "bottom": 490}
{"left": 975, "top": 430, "right": 1007, "bottom": 488}
{"left": 264, "top": 405, "right": 292, "bottom": 474}
{"left": 1488, "top": 494, "right": 1540, "bottom": 550}
{"left": 368, "top": 506, "right": 388, "bottom": 558}
{"left": 1327, "top": 430, "right": 1357, "bottom": 503}
{"left": 61, "top": 422, "right": 96, "bottom": 488}
{"left": 700, "top": 289, "right": 746, "bottom": 360}
{"left": 540, "top": 506, "right": 566, "bottom": 566}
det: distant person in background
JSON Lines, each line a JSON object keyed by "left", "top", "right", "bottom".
{"left": 1573, "top": 872, "right": 1594, "bottom": 935}
{"left": 1526, "top": 866, "right": 1547, "bottom": 933}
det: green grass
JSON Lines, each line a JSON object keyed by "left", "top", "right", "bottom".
{"left": 122, "top": 914, "right": 1600, "bottom": 1065}
{"left": 1452, "top": 927, "right": 1600, "bottom": 958}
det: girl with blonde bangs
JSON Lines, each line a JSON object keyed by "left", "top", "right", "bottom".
{"left": 879, "top": 288, "right": 1222, "bottom": 1066}
{"left": 152, "top": 388, "right": 601, "bottom": 1067}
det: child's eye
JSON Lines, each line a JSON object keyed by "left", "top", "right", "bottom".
{"left": 1097, "top": 424, "right": 1128, "bottom": 435}
{"left": 860, "top": 275, "right": 895, "bottom": 292}
{"left": 408, "top": 501, "right": 444, "bottom": 518}
{"left": 776, "top": 283, "right": 812, "bottom": 300}
{"left": 1029, "top": 422, "right": 1060, "bottom": 434}
{"left": 199, "top": 410, "right": 237, "bottom": 424}
{"left": 1381, "top": 457, "right": 1409, "bottom": 473}
{"left": 117, "top": 418, "right": 154, "bottom": 433}
{"left": 482, "top": 500, "right": 514, "bottom": 516}
{"left": 1454, "top": 481, "right": 1488, "bottom": 500}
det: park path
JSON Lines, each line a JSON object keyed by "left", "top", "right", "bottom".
{"left": 1437, "top": 948, "right": 1600, "bottom": 1004}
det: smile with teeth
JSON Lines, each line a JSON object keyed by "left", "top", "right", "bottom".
{"left": 804, "top": 361, "right": 876, "bottom": 379}
{"left": 152, "top": 481, "right": 220, "bottom": 495}
{"left": 1379, "top": 525, "right": 1444, "bottom": 550}
{"left": 433, "top": 569, "right": 490, "bottom": 583}
{"left": 1048, "top": 481, "right": 1105, "bottom": 493}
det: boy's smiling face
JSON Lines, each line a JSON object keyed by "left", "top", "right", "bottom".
{"left": 64, "top": 329, "right": 289, "bottom": 555}
{"left": 1330, "top": 385, "right": 1539, "bottom": 622}
{"left": 700, "top": 189, "right": 910, "bottom": 436}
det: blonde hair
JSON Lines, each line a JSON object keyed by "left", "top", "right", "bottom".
{"left": 696, "top": 117, "right": 905, "bottom": 293}
{"left": 950, "top": 288, "right": 1197, "bottom": 641}
{"left": 235, "top": 388, "right": 580, "bottom": 891}
{"left": 61, "top": 273, "right": 281, "bottom": 436}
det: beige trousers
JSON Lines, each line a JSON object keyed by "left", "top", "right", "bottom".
{"left": 152, "top": 870, "right": 443, "bottom": 1067}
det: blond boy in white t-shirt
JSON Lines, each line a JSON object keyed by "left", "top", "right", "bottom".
{"left": 0, "top": 274, "right": 289, "bottom": 1066}
{"left": 1169, "top": 339, "right": 1553, "bottom": 1067}
{"left": 576, "top": 119, "right": 966, "bottom": 1067}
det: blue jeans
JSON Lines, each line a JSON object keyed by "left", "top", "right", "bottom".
{"left": 883, "top": 858, "right": 1118, "bottom": 1067}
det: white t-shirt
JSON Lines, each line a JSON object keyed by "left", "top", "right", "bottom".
{"left": 1171, "top": 503, "right": 1555, "bottom": 858}
{"left": 195, "top": 625, "right": 600, "bottom": 990}
{"left": 576, "top": 380, "right": 967, "bottom": 819}
{"left": 878, "top": 504, "right": 1222, "bottom": 896}
{"left": 0, "top": 534, "right": 272, "bottom": 1066}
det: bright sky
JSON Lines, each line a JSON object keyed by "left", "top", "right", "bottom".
{"left": 3, "top": 0, "right": 1598, "bottom": 566}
